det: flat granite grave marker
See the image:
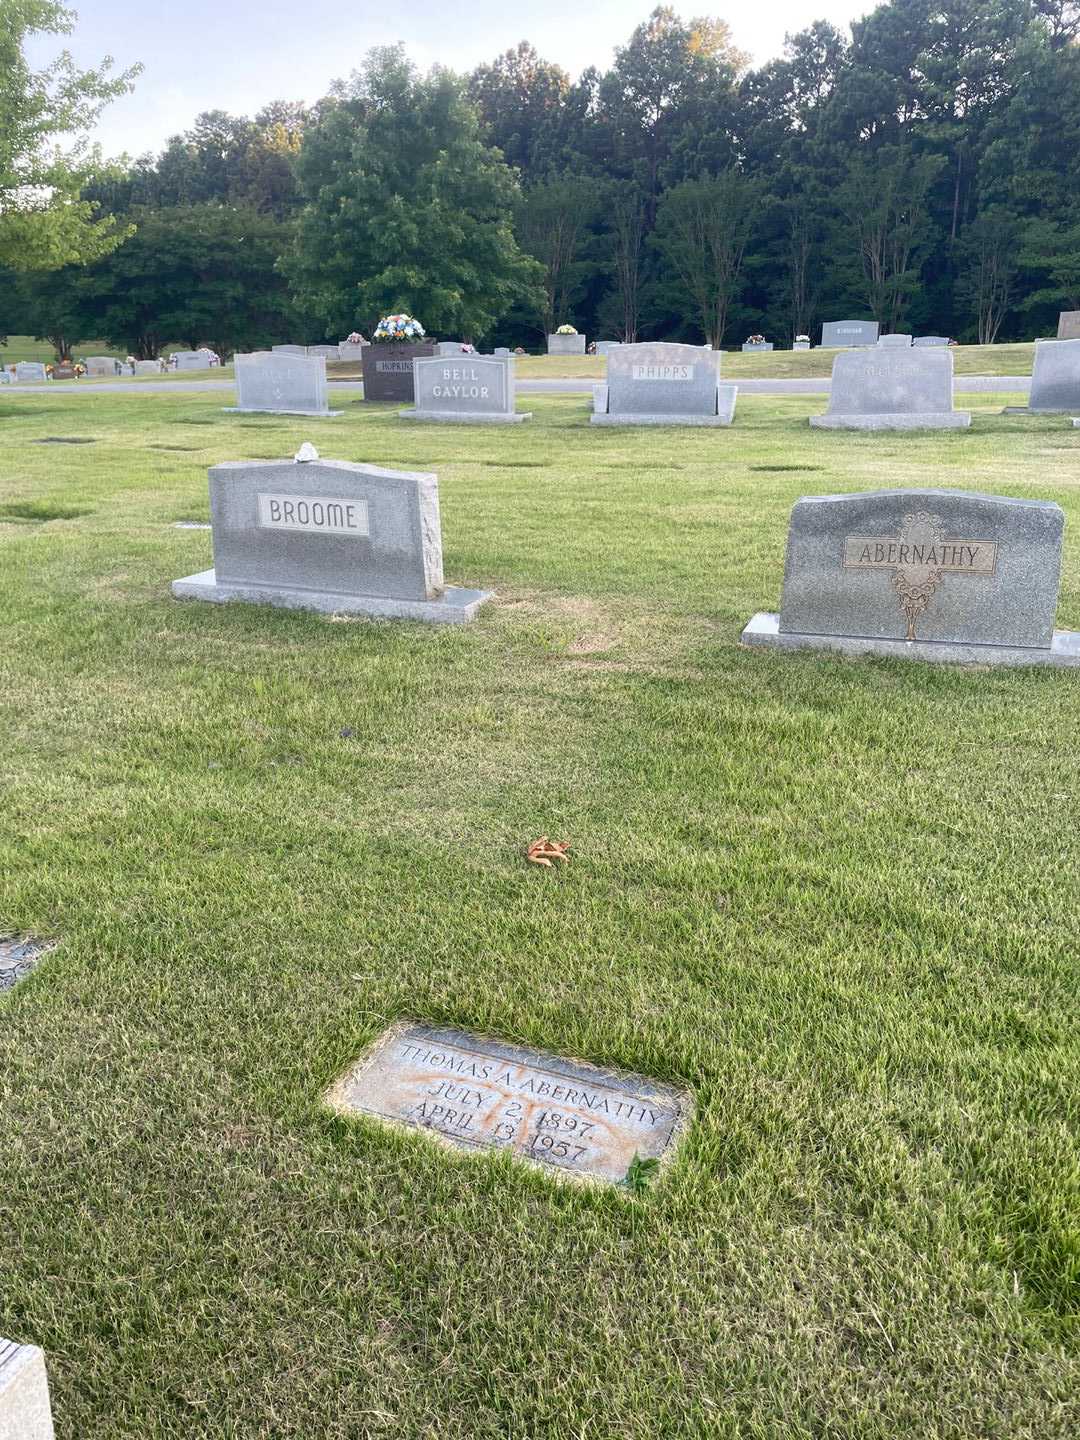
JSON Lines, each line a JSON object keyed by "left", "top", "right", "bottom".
{"left": 742, "top": 488, "right": 1080, "bottom": 666}
{"left": 1007, "top": 338, "right": 1080, "bottom": 414}
{"left": 821, "top": 319, "right": 879, "bottom": 348}
{"left": 548, "top": 332, "right": 586, "bottom": 355}
{"left": 361, "top": 342, "right": 437, "bottom": 403}
{"left": 811, "top": 348, "right": 969, "bottom": 429}
{"left": 1057, "top": 311, "right": 1080, "bottom": 340}
{"left": 327, "top": 1023, "right": 690, "bottom": 1186}
{"left": 0, "top": 1339, "right": 54, "bottom": 1439}
{"left": 230, "top": 352, "right": 340, "bottom": 417}
{"left": 14, "top": 362, "right": 47, "bottom": 383}
{"left": 592, "top": 341, "right": 736, "bottom": 426}
{"left": 172, "top": 446, "right": 492, "bottom": 623}
{"left": 400, "top": 355, "right": 528, "bottom": 424}
{"left": 0, "top": 936, "right": 55, "bottom": 992}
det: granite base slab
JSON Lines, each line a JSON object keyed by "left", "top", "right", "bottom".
{"left": 740, "top": 612, "right": 1080, "bottom": 667}
{"left": 397, "top": 409, "right": 531, "bottom": 424}
{"left": 1002, "top": 406, "right": 1071, "bottom": 415}
{"left": 591, "top": 412, "right": 734, "bottom": 427}
{"left": 172, "top": 569, "right": 493, "bottom": 624}
{"left": 222, "top": 407, "right": 342, "bottom": 417}
{"left": 0, "top": 1339, "right": 54, "bottom": 1439}
{"left": 810, "top": 412, "right": 970, "bottom": 430}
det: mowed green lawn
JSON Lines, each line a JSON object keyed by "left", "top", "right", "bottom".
{"left": 1, "top": 386, "right": 1078, "bottom": 1439}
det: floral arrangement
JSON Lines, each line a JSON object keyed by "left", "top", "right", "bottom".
{"left": 345, "top": 332, "right": 368, "bottom": 345}
{"left": 374, "top": 314, "right": 426, "bottom": 343}
{"left": 746, "top": 334, "right": 766, "bottom": 345}
{"left": 796, "top": 334, "right": 810, "bottom": 343}
{"left": 555, "top": 324, "right": 578, "bottom": 335}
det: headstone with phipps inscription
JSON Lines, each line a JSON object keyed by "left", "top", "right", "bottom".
{"left": 592, "top": 341, "right": 736, "bottom": 426}
{"left": 811, "top": 347, "right": 969, "bottom": 429}
{"left": 741, "top": 488, "right": 1080, "bottom": 666}
{"left": 326, "top": 1024, "right": 690, "bottom": 1186}
{"left": 172, "top": 447, "right": 492, "bottom": 623}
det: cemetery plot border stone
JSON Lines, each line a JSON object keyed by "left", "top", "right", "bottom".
{"left": 172, "top": 451, "right": 493, "bottom": 624}
{"left": 741, "top": 488, "right": 1080, "bottom": 667}
{"left": 361, "top": 343, "right": 437, "bottom": 403}
{"left": 228, "top": 352, "right": 340, "bottom": 418}
{"left": 811, "top": 348, "right": 970, "bottom": 429}
{"left": 1004, "top": 338, "right": 1080, "bottom": 414}
{"left": 400, "top": 356, "right": 529, "bottom": 424}
{"left": 820, "top": 319, "right": 879, "bottom": 348}
{"left": 326, "top": 1022, "right": 691, "bottom": 1187}
{"left": 547, "top": 333, "right": 587, "bottom": 355}
{"left": 1, "top": 936, "right": 56, "bottom": 993}
{"left": 1057, "top": 311, "right": 1080, "bottom": 340}
{"left": 592, "top": 341, "right": 736, "bottom": 426}
{"left": 0, "top": 1338, "right": 54, "bottom": 1439}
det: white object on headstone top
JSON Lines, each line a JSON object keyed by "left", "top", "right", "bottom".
{"left": 295, "top": 443, "right": 319, "bottom": 464}
{"left": 0, "top": 1338, "right": 55, "bottom": 1439}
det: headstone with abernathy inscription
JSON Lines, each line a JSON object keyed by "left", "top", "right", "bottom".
{"left": 741, "top": 488, "right": 1080, "bottom": 667}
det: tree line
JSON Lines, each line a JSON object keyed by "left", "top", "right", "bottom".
{"left": 5, "top": 1, "right": 1080, "bottom": 358}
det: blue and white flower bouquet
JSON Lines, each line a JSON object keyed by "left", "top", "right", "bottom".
{"left": 373, "top": 314, "right": 426, "bottom": 343}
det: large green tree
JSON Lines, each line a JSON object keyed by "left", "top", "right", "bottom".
{"left": 651, "top": 171, "right": 759, "bottom": 346}
{"left": 288, "top": 48, "right": 541, "bottom": 341}
{"left": 0, "top": 0, "right": 138, "bottom": 268}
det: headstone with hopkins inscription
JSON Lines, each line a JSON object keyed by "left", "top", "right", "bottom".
{"left": 361, "top": 342, "right": 437, "bottom": 402}
{"left": 172, "top": 446, "right": 492, "bottom": 623}
{"left": 1057, "top": 311, "right": 1080, "bottom": 340}
{"left": 1011, "top": 337, "right": 1080, "bottom": 414}
{"left": 592, "top": 341, "right": 736, "bottom": 426}
{"left": 326, "top": 1023, "right": 690, "bottom": 1187}
{"left": 52, "top": 364, "right": 77, "bottom": 380}
{"left": 742, "top": 488, "right": 1080, "bottom": 666}
{"left": 821, "top": 319, "right": 879, "bottom": 348}
{"left": 230, "top": 351, "right": 339, "bottom": 417}
{"left": 547, "top": 332, "right": 586, "bottom": 355}
{"left": 14, "top": 362, "right": 48, "bottom": 383}
{"left": 0, "top": 1338, "right": 55, "bottom": 1439}
{"left": 400, "top": 355, "right": 528, "bottom": 424}
{"left": 811, "top": 347, "right": 969, "bottom": 429}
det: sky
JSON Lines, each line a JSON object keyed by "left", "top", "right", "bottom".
{"left": 33, "top": 0, "right": 873, "bottom": 161}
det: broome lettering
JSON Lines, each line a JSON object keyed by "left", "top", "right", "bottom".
{"left": 257, "top": 492, "right": 370, "bottom": 537}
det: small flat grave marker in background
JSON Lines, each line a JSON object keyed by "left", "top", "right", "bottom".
{"left": 0, "top": 936, "right": 55, "bottom": 993}
{"left": 0, "top": 1338, "right": 54, "bottom": 1439}
{"left": 742, "top": 488, "right": 1080, "bottom": 666}
{"left": 327, "top": 1024, "right": 689, "bottom": 1186}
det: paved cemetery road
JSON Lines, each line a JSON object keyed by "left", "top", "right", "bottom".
{"left": 2, "top": 375, "right": 1034, "bottom": 398}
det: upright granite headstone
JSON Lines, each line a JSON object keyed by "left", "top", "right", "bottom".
{"left": 494, "top": 346, "right": 511, "bottom": 357}
{"left": 231, "top": 352, "right": 339, "bottom": 417}
{"left": 811, "top": 348, "right": 969, "bottom": 429}
{"left": 821, "top": 319, "right": 879, "bottom": 348}
{"left": 272, "top": 344, "right": 307, "bottom": 356}
{"left": 878, "top": 334, "right": 912, "bottom": 347}
{"left": 1057, "top": 311, "right": 1080, "bottom": 340}
{"left": 361, "top": 343, "right": 437, "bottom": 403}
{"left": 1016, "top": 338, "right": 1080, "bottom": 413}
{"left": 592, "top": 341, "right": 736, "bottom": 426}
{"left": 913, "top": 336, "right": 950, "bottom": 348}
{"left": 51, "top": 364, "right": 76, "bottom": 380}
{"left": 548, "top": 333, "right": 587, "bottom": 355}
{"left": 595, "top": 341, "right": 622, "bottom": 356}
{"left": 134, "top": 360, "right": 163, "bottom": 376}
{"left": 401, "top": 355, "right": 528, "bottom": 424}
{"left": 306, "top": 345, "right": 339, "bottom": 360}
{"left": 0, "top": 1338, "right": 54, "bottom": 1440}
{"left": 793, "top": 339, "right": 811, "bottom": 351}
{"left": 85, "top": 356, "right": 118, "bottom": 377}
{"left": 172, "top": 447, "right": 492, "bottom": 623}
{"left": 436, "top": 342, "right": 469, "bottom": 357}
{"left": 337, "top": 340, "right": 367, "bottom": 362}
{"left": 175, "top": 351, "right": 212, "bottom": 372}
{"left": 14, "top": 362, "right": 47, "bottom": 382}
{"left": 742, "top": 341, "right": 774, "bottom": 352}
{"left": 742, "top": 488, "right": 1080, "bottom": 666}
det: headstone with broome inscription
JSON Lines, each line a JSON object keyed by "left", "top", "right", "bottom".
{"left": 230, "top": 351, "right": 339, "bottom": 417}
{"left": 592, "top": 341, "right": 736, "bottom": 426}
{"left": 172, "top": 448, "right": 492, "bottom": 623}
{"left": 361, "top": 342, "right": 437, "bottom": 402}
{"left": 742, "top": 488, "right": 1080, "bottom": 666}
{"left": 326, "top": 1023, "right": 690, "bottom": 1186}
{"left": 811, "top": 348, "right": 969, "bottom": 429}
{"left": 821, "top": 319, "right": 879, "bottom": 348}
{"left": 0, "top": 1338, "right": 55, "bottom": 1439}
{"left": 1057, "top": 311, "right": 1080, "bottom": 340}
{"left": 14, "top": 362, "right": 47, "bottom": 382}
{"left": 1013, "top": 337, "right": 1080, "bottom": 413}
{"left": 400, "top": 355, "right": 528, "bottom": 424}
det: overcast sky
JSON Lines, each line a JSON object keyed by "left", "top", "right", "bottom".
{"left": 34, "top": 1, "right": 873, "bottom": 160}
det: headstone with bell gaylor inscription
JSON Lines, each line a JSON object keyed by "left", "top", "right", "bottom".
{"left": 741, "top": 488, "right": 1080, "bottom": 667}
{"left": 821, "top": 319, "right": 879, "bottom": 348}
{"left": 592, "top": 341, "right": 736, "bottom": 426}
{"left": 810, "top": 347, "right": 969, "bottom": 429}
{"left": 0, "top": 1338, "right": 55, "bottom": 1439}
{"left": 326, "top": 1023, "right": 690, "bottom": 1187}
{"left": 1006, "top": 337, "right": 1080, "bottom": 414}
{"left": 361, "top": 342, "right": 437, "bottom": 403}
{"left": 229, "top": 351, "right": 339, "bottom": 417}
{"left": 172, "top": 446, "right": 492, "bottom": 623}
{"left": 1057, "top": 311, "right": 1080, "bottom": 340}
{"left": 400, "top": 355, "right": 528, "bottom": 424}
